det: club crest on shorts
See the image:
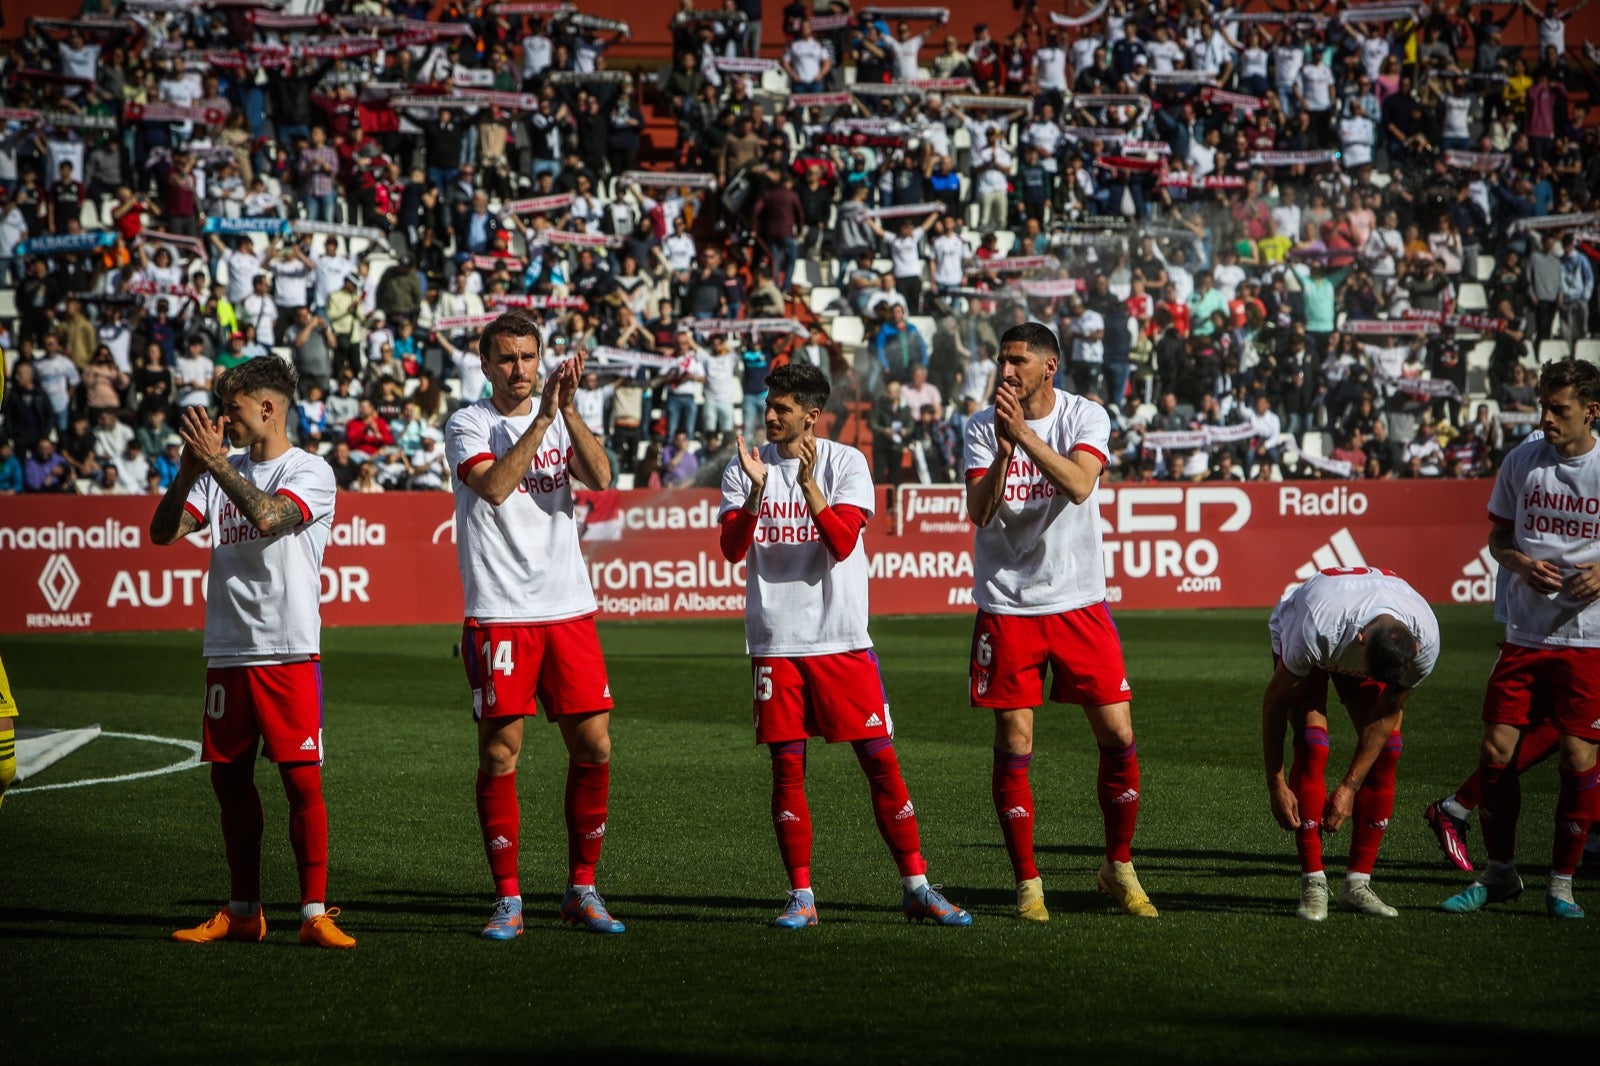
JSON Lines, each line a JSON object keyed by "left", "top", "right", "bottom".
{"left": 976, "top": 671, "right": 990, "bottom": 696}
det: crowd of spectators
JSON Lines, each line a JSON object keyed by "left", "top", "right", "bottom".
{"left": 1, "top": 0, "right": 1598, "bottom": 500}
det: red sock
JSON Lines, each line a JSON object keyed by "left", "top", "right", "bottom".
{"left": 565, "top": 760, "right": 610, "bottom": 885}
{"left": 854, "top": 738, "right": 926, "bottom": 878}
{"left": 1290, "top": 726, "right": 1329, "bottom": 874}
{"left": 1453, "top": 768, "right": 1482, "bottom": 810}
{"left": 1097, "top": 740, "right": 1140, "bottom": 864}
{"left": 1348, "top": 732, "right": 1401, "bottom": 875}
{"left": 1551, "top": 767, "right": 1600, "bottom": 876}
{"left": 210, "top": 759, "right": 264, "bottom": 902}
{"left": 770, "top": 742, "right": 812, "bottom": 890}
{"left": 1478, "top": 763, "right": 1520, "bottom": 864}
{"left": 476, "top": 769, "right": 520, "bottom": 897}
{"left": 992, "top": 749, "right": 1038, "bottom": 882}
{"left": 280, "top": 762, "right": 329, "bottom": 906}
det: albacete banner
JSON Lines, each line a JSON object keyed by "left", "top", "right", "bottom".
{"left": 0, "top": 481, "right": 1497, "bottom": 635}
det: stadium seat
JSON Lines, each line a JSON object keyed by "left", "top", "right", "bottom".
{"left": 1299, "top": 431, "right": 1331, "bottom": 459}
{"left": 993, "top": 231, "right": 1016, "bottom": 256}
{"left": 872, "top": 258, "right": 892, "bottom": 274}
{"left": 792, "top": 258, "right": 822, "bottom": 289}
{"left": 1538, "top": 339, "right": 1567, "bottom": 363}
{"left": 760, "top": 67, "right": 789, "bottom": 95}
{"left": 1477, "top": 254, "right": 1495, "bottom": 279}
{"left": 831, "top": 315, "right": 866, "bottom": 348}
{"left": 909, "top": 315, "right": 936, "bottom": 340}
{"left": 1466, "top": 338, "right": 1494, "bottom": 394}
{"left": 1576, "top": 338, "right": 1600, "bottom": 363}
{"left": 808, "top": 285, "right": 841, "bottom": 314}
{"left": 1133, "top": 402, "right": 1157, "bottom": 424}
{"left": 1456, "top": 283, "right": 1487, "bottom": 312}
{"left": 0, "top": 288, "right": 17, "bottom": 319}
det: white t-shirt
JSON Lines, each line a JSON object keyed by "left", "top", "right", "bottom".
{"left": 313, "top": 252, "right": 354, "bottom": 306}
{"left": 225, "top": 248, "right": 261, "bottom": 305}
{"left": 1488, "top": 436, "right": 1600, "bottom": 649}
{"left": 445, "top": 401, "right": 596, "bottom": 623}
{"left": 520, "top": 34, "right": 553, "bottom": 79}
{"left": 719, "top": 438, "right": 876, "bottom": 656}
{"left": 176, "top": 353, "right": 215, "bottom": 407}
{"left": 184, "top": 448, "right": 335, "bottom": 664}
{"left": 884, "top": 34, "right": 924, "bottom": 81}
{"left": 1299, "top": 63, "right": 1334, "bottom": 112}
{"left": 1033, "top": 45, "right": 1068, "bottom": 90}
{"left": 1273, "top": 45, "right": 1304, "bottom": 86}
{"left": 1147, "top": 38, "right": 1184, "bottom": 73}
{"left": 1072, "top": 309, "right": 1105, "bottom": 365}
{"left": 273, "top": 257, "right": 312, "bottom": 308}
{"left": 785, "top": 37, "right": 829, "bottom": 82}
{"left": 963, "top": 389, "right": 1111, "bottom": 615}
{"left": 574, "top": 383, "right": 612, "bottom": 436}
{"left": 1441, "top": 95, "right": 1473, "bottom": 141}
{"left": 701, "top": 349, "right": 740, "bottom": 404}
{"left": 887, "top": 232, "right": 924, "bottom": 279}
{"left": 931, "top": 233, "right": 968, "bottom": 287}
{"left": 1241, "top": 46, "right": 1269, "bottom": 80}
{"left": 59, "top": 42, "right": 101, "bottom": 84}
{"left": 1359, "top": 36, "right": 1390, "bottom": 82}
{"left": 1339, "top": 115, "right": 1375, "bottom": 168}
{"left": 1268, "top": 568, "right": 1440, "bottom": 689}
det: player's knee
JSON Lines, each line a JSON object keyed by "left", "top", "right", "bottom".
{"left": 479, "top": 736, "right": 521, "bottom": 773}
{"left": 1480, "top": 731, "right": 1518, "bottom": 768}
{"left": 1556, "top": 738, "right": 1599, "bottom": 775}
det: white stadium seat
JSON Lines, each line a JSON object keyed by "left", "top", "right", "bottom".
{"left": 1456, "top": 283, "right": 1487, "bottom": 312}
{"left": 1575, "top": 338, "right": 1600, "bottom": 363}
{"left": 808, "top": 286, "right": 841, "bottom": 314}
{"left": 831, "top": 315, "right": 865, "bottom": 348}
{"left": 1538, "top": 339, "right": 1568, "bottom": 363}
{"left": 909, "top": 315, "right": 936, "bottom": 340}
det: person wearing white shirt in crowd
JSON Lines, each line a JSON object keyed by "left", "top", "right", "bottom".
{"left": 409, "top": 431, "right": 449, "bottom": 490}
{"left": 1339, "top": 101, "right": 1377, "bottom": 169}
{"left": 1297, "top": 51, "right": 1335, "bottom": 133}
{"left": 1274, "top": 35, "right": 1305, "bottom": 115}
{"left": 242, "top": 274, "right": 279, "bottom": 347}
{"left": 1022, "top": 107, "right": 1064, "bottom": 173}
{"left": 1271, "top": 186, "right": 1303, "bottom": 240}
{"left": 882, "top": 20, "right": 933, "bottom": 82}
{"left": 1146, "top": 24, "right": 1184, "bottom": 73}
{"left": 973, "top": 129, "right": 1013, "bottom": 234}
{"left": 364, "top": 312, "right": 394, "bottom": 367}
{"left": 930, "top": 217, "right": 970, "bottom": 300}
{"left": 98, "top": 309, "right": 134, "bottom": 373}
{"left": 311, "top": 237, "right": 353, "bottom": 314}
{"left": 700, "top": 335, "right": 742, "bottom": 446}
{"left": 1033, "top": 32, "right": 1069, "bottom": 98}
{"left": 520, "top": 22, "right": 554, "bottom": 84}
{"left": 57, "top": 30, "right": 101, "bottom": 94}
{"left": 781, "top": 21, "right": 832, "bottom": 91}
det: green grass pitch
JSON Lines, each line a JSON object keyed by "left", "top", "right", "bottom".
{"left": 4, "top": 607, "right": 1596, "bottom": 1064}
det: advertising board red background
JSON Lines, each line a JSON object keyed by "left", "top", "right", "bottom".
{"left": 1, "top": 480, "right": 1496, "bottom": 636}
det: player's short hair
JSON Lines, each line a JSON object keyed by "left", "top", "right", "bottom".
{"left": 1365, "top": 619, "right": 1418, "bottom": 688}
{"left": 1537, "top": 358, "right": 1600, "bottom": 407}
{"left": 478, "top": 309, "right": 544, "bottom": 360}
{"left": 764, "top": 362, "right": 830, "bottom": 412}
{"left": 217, "top": 356, "right": 297, "bottom": 405}
{"left": 999, "top": 321, "right": 1060, "bottom": 363}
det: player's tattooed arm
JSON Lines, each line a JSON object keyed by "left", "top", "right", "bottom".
{"left": 1488, "top": 522, "right": 1563, "bottom": 594}
{"left": 205, "top": 455, "right": 305, "bottom": 535}
{"left": 149, "top": 482, "right": 203, "bottom": 544}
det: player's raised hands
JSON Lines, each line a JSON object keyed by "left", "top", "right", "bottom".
{"left": 537, "top": 359, "right": 572, "bottom": 420}
{"left": 178, "top": 405, "right": 228, "bottom": 469}
{"left": 1267, "top": 777, "right": 1300, "bottom": 832}
{"left": 1565, "top": 561, "right": 1600, "bottom": 602}
{"left": 796, "top": 434, "right": 818, "bottom": 487}
{"left": 736, "top": 433, "right": 767, "bottom": 491}
{"left": 993, "top": 383, "right": 1025, "bottom": 449}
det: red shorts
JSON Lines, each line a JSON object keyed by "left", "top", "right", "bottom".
{"left": 1483, "top": 642, "right": 1600, "bottom": 742}
{"left": 970, "top": 604, "right": 1132, "bottom": 709}
{"left": 463, "top": 616, "right": 614, "bottom": 721}
{"left": 201, "top": 661, "right": 324, "bottom": 764}
{"left": 752, "top": 650, "right": 893, "bottom": 745}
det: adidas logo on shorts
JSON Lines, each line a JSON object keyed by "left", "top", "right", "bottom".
{"left": 894, "top": 800, "right": 915, "bottom": 821}
{"left": 1110, "top": 788, "right": 1140, "bottom": 805}
{"left": 1119, "top": 678, "right": 1130, "bottom": 693}
{"left": 488, "top": 834, "right": 513, "bottom": 851}
{"left": 584, "top": 821, "right": 607, "bottom": 841}
{"left": 775, "top": 810, "right": 800, "bottom": 823}
{"left": 1001, "top": 806, "right": 1030, "bottom": 821}
{"left": 865, "top": 713, "right": 883, "bottom": 728}
{"left": 299, "top": 737, "right": 318, "bottom": 752}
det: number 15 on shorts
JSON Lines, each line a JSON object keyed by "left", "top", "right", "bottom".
{"left": 753, "top": 664, "right": 773, "bottom": 730}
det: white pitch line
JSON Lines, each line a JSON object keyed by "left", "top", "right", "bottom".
{"left": 9, "top": 731, "right": 203, "bottom": 794}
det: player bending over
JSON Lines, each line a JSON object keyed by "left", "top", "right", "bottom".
{"left": 1263, "top": 567, "right": 1440, "bottom": 920}
{"left": 1443, "top": 358, "right": 1600, "bottom": 919}
{"left": 963, "top": 322, "right": 1156, "bottom": 922}
{"left": 718, "top": 363, "right": 971, "bottom": 928}
{"left": 445, "top": 310, "right": 624, "bottom": 939}
{"left": 151, "top": 357, "right": 354, "bottom": 948}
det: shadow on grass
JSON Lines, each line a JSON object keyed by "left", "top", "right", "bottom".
{"left": 1214, "top": 1013, "right": 1596, "bottom": 1055}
